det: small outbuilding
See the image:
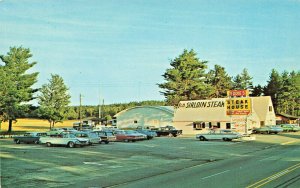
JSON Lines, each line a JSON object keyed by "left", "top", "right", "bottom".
{"left": 114, "top": 106, "right": 174, "bottom": 129}
{"left": 276, "top": 113, "right": 300, "bottom": 125}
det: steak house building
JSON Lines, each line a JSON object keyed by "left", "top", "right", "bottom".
{"left": 173, "top": 96, "right": 276, "bottom": 134}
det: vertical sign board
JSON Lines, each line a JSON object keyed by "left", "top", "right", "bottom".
{"left": 226, "top": 98, "right": 251, "bottom": 115}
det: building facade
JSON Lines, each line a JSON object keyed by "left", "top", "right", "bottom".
{"left": 173, "top": 96, "right": 276, "bottom": 134}
{"left": 114, "top": 106, "right": 174, "bottom": 129}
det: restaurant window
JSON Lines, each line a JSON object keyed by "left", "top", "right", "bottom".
{"left": 226, "top": 123, "right": 231, "bottom": 129}
{"left": 217, "top": 122, "right": 221, "bottom": 128}
{"left": 209, "top": 122, "right": 212, "bottom": 128}
{"left": 193, "top": 122, "right": 203, "bottom": 130}
{"left": 260, "top": 121, "right": 265, "bottom": 126}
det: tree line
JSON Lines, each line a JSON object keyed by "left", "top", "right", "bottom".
{"left": 1, "top": 47, "right": 299, "bottom": 132}
{"left": 158, "top": 49, "right": 300, "bottom": 116}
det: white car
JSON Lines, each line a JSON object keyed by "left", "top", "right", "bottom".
{"left": 74, "top": 132, "right": 101, "bottom": 144}
{"left": 196, "top": 129, "right": 242, "bottom": 141}
{"left": 39, "top": 133, "right": 89, "bottom": 147}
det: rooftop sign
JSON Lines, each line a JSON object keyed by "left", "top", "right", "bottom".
{"left": 227, "top": 90, "right": 249, "bottom": 97}
{"left": 176, "top": 100, "right": 225, "bottom": 109}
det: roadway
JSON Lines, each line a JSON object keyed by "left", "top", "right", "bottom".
{"left": 110, "top": 140, "right": 300, "bottom": 188}
{"left": 1, "top": 133, "right": 300, "bottom": 188}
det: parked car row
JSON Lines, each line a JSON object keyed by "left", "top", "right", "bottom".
{"left": 277, "top": 124, "right": 300, "bottom": 132}
{"left": 12, "top": 128, "right": 160, "bottom": 147}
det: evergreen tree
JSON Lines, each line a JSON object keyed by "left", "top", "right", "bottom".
{"left": 232, "top": 68, "right": 253, "bottom": 91}
{"left": 37, "top": 74, "right": 71, "bottom": 129}
{"left": 207, "top": 64, "right": 232, "bottom": 98}
{"left": 0, "top": 47, "right": 38, "bottom": 132}
{"left": 277, "top": 71, "right": 300, "bottom": 115}
{"left": 263, "top": 69, "right": 282, "bottom": 112}
{"left": 251, "top": 84, "right": 264, "bottom": 96}
{"left": 158, "top": 49, "right": 213, "bottom": 105}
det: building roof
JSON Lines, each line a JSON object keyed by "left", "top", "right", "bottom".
{"left": 114, "top": 106, "right": 174, "bottom": 117}
{"left": 251, "top": 96, "right": 273, "bottom": 121}
{"left": 276, "top": 113, "right": 299, "bottom": 119}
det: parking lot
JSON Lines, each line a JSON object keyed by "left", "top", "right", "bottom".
{"left": 1, "top": 133, "right": 300, "bottom": 188}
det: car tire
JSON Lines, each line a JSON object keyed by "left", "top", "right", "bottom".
{"left": 68, "top": 141, "right": 75, "bottom": 148}
{"left": 105, "top": 141, "right": 109, "bottom": 144}
{"left": 15, "top": 139, "right": 21, "bottom": 144}
{"left": 199, "top": 136, "right": 206, "bottom": 141}
{"left": 34, "top": 140, "right": 39, "bottom": 144}
{"left": 46, "top": 142, "right": 51, "bottom": 147}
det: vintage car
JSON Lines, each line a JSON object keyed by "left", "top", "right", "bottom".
{"left": 135, "top": 129, "right": 157, "bottom": 139}
{"left": 278, "top": 124, "right": 300, "bottom": 132}
{"left": 13, "top": 132, "right": 47, "bottom": 144}
{"left": 61, "top": 127, "right": 78, "bottom": 133}
{"left": 92, "top": 131, "right": 116, "bottom": 144}
{"left": 252, "top": 126, "right": 283, "bottom": 134}
{"left": 196, "top": 129, "right": 242, "bottom": 141}
{"left": 114, "top": 130, "right": 144, "bottom": 142}
{"left": 128, "top": 130, "right": 147, "bottom": 140}
{"left": 74, "top": 132, "right": 101, "bottom": 144}
{"left": 153, "top": 126, "right": 182, "bottom": 137}
{"left": 39, "top": 133, "right": 89, "bottom": 147}
{"left": 46, "top": 128, "right": 65, "bottom": 136}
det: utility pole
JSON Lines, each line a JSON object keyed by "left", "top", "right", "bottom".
{"left": 79, "top": 94, "right": 82, "bottom": 130}
{"left": 98, "top": 96, "right": 101, "bottom": 125}
{"left": 102, "top": 99, "right": 105, "bottom": 125}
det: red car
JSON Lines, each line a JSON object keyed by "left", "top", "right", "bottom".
{"left": 114, "top": 130, "right": 142, "bottom": 142}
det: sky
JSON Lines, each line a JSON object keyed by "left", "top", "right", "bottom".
{"left": 1, "top": 0, "right": 300, "bottom": 105}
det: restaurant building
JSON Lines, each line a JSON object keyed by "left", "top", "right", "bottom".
{"left": 173, "top": 96, "right": 276, "bottom": 134}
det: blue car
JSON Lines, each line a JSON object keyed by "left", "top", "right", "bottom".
{"left": 136, "top": 129, "right": 157, "bottom": 140}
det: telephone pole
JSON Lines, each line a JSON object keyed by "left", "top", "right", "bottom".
{"left": 79, "top": 94, "right": 82, "bottom": 130}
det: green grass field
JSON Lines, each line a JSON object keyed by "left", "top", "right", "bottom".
{"left": 0, "top": 118, "right": 77, "bottom": 133}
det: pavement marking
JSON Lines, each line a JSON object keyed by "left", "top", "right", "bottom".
{"left": 247, "top": 162, "right": 300, "bottom": 188}
{"left": 83, "top": 162, "right": 104, "bottom": 166}
{"left": 281, "top": 141, "right": 296, "bottom": 145}
{"left": 201, "top": 170, "right": 230, "bottom": 180}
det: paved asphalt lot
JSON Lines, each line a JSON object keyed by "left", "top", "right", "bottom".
{"left": 1, "top": 133, "right": 300, "bottom": 188}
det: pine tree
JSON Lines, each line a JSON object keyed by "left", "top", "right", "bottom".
{"left": 37, "top": 74, "right": 71, "bottom": 129}
{"left": 158, "top": 49, "right": 213, "bottom": 105}
{"left": 207, "top": 64, "right": 232, "bottom": 98}
{"left": 263, "top": 69, "right": 282, "bottom": 113}
{"left": 232, "top": 68, "right": 253, "bottom": 91}
{"left": 276, "top": 71, "right": 300, "bottom": 115}
{"left": 0, "top": 47, "right": 38, "bottom": 132}
{"left": 251, "top": 84, "right": 264, "bottom": 96}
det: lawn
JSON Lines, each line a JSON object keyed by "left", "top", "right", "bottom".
{"left": 0, "top": 118, "right": 78, "bottom": 133}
